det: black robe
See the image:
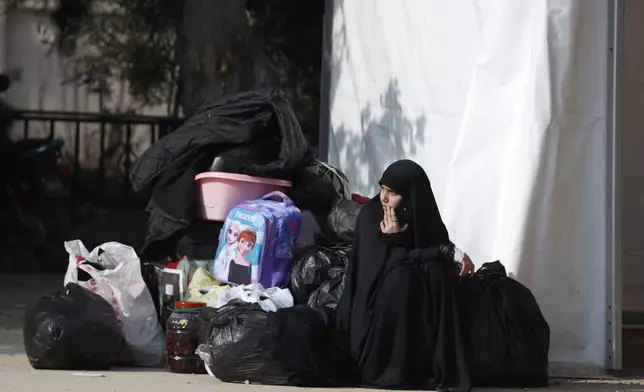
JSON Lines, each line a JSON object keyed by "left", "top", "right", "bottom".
{"left": 335, "top": 159, "right": 470, "bottom": 391}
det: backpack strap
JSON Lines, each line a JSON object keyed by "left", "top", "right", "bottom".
{"left": 261, "top": 191, "right": 295, "bottom": 207}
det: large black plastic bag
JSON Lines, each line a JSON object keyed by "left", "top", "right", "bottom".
{"left": 290, "top": 160, "right": 351, "bottom": 214}
{"left": 461, "top": 261, "right": 550, "bottom": 387}
{"left": 199, "top": 301, "right": 353, "bottom": 386}
{"left": 325, "top": 199, "right": 362, "bottom": 243}
{"left": 23, "top": 283, "right": 129, "bottom": 370}
{"left": 290, "top": 244, "right": 350, "bottom": 309}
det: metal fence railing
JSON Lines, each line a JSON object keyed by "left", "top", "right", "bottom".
{"left": 5, "top": 110, "right": 184, "bottom": 204}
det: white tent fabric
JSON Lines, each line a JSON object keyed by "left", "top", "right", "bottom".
{"left": 326, "top": 0, "right": 608, "bottom": 367}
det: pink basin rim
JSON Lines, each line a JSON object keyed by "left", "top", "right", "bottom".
{"left": 195, "top": 172, "right": 292, "bottom": 187}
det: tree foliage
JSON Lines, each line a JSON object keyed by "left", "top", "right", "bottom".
{"left": 49, "top": 0, "right": 325, "bottom": 143}
{"left": 246, "top": 0, "right": 325, "bottom": 135}
{"left": 51, "top": 0, "right": 182, "bottom": 111}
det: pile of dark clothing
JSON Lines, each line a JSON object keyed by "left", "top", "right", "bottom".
{"left": 130, "top": 88, "right": 363, "bottom": 263}
{"left": 130, "top": 89, "right": 311, "bottom": 261}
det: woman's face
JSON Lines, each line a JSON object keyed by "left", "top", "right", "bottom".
{"left": 380, "top": 185, "right": 403, "bottom": 209}
{"left": 226, "top": 226, "right": 239, "bottom": 244}
{"left": 238, "top": 239, "right": 254, "bottom": 255}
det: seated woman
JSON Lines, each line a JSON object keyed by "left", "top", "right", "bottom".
{"left": 335, "top": 159, "right": 474, "bottom": 391}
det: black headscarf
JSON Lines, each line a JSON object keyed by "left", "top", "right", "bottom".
{"left": 378, "top": 159, "right": 450, "bottom": 248}
{"left": 335, "top": 159, "right": 468, "bottom": 391}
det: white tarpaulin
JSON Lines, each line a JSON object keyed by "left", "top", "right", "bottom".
{"left": 326, "top": 0, "right": 609, "bottom": 368}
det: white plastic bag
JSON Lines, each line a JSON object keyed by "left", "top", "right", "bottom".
{"left": 216, "top": 283, "right": 293, "bottom": 312}
{"left": 63, "top": 240, "right": 164, "bottom": 367}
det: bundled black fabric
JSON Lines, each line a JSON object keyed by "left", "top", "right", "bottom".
{"left": 290, "top": 243, "right": 350, "bottom": 309}
{"left": 325, "top": 199, "right": 362, "bottom": 244}
{"left": 461, "top": 261, "right": 550, "bottom": 388}
{"left": 200, "top": 301, "right": 268, "bottom": 361}
{"left": 23, "top": 283, "right": 129, "bottom": 370}
{"left": 175, "top": 219, "right": 223, "bottom": 260}
{"left": 209, "top": 143, "right": 276, "bottom": 173}
{"left": 290, "top": 160, "right": 351, "bottom": 214}
{"left": 130, "top": 89, "right": 309, "bottom": 261}
{"left": 201, "top": 300, "right": 354, "bottom": 386}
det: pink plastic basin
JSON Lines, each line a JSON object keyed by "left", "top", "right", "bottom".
{"left": 195, "top": 172, "right": 292, "bottom": 221}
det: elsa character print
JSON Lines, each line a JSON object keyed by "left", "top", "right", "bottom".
{"left": 227, "top": 229, "right": 257, "bottom": 285}
{"left": 213, "top": 220, "right": 241, "bottom": 281}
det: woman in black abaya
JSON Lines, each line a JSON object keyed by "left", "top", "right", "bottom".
{"left": 335, "top": 159, "right": 474, "bottom": 391}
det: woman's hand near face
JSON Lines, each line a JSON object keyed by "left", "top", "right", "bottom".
{"left": 380, "top": 206, "right": 409, "bottom": 234}
{"left": 458, "top": 254, "right": 475, "bottom": 277}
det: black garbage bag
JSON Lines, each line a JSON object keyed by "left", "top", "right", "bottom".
{"left": 290, "top": 160, "right": 351, "bottom": 214}
{"left": 130, "top": 88, "right": 310, "bottom": 261}
{"left": 23, "top": 283, "right": 129, "bottom": 370}
{"left": 290, "top": 243, "right": 350, "bottom": 309}
{"left": 325, "top": 199, "right": 362, "bottom": 244}
{"left": 199, "top": 301, "right": 355, "bottom": 386}
{"left": 461, "top": 261, "right": 550, "bottom": 387}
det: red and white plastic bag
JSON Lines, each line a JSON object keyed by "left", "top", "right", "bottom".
{"left": 64, "top": 240, "right": 164, "bottom": 367}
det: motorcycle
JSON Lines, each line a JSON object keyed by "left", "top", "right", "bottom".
{"left": 0, "top": 137, "right": 73, "bottom": 270}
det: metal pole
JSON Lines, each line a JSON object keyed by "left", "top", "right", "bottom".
{"left": 124, "top": 123, "right": 132, "bottom": 202}
{"left": 99, "top": 122, "right": 106, "bottom": 196}
{"left": 150, "top": 123, "right": 156, "bottom": 147}
{"left": 317, "top": 0, "right": 335, "bottom": 162}
{"left": 74, "top": 121, "right": 81, "bottom": 186}
{"left": 605, "top": 0, "right": 624, "bottom": 372}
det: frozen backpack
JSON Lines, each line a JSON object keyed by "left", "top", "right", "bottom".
{"left": 212, "top": 191, "right": 302, "bottom": 288}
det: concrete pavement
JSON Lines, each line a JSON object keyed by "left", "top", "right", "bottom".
{"left": 2, "top": 274, "right": 644, "bottom": 392}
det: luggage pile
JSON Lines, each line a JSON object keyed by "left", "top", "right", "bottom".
{"left": 22, "top": 89, "right": 366, "bottom": 382}
{"left": 21, "top": 88, "right": 550, "bottom": 388}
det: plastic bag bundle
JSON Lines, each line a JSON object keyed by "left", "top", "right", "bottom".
{"left": 216, "top": 283, "right": 293, "bottom": 313}
{"left": 64, "top": 240, "right": 165, "bottom": 367}
{"left": 325, "top": 199, "right": 362, "bottom": 244}
{"left": 305, "top": 161, "right": 351, "bottom": 200}
{"left": 197, "top": 301, "right": 278, "bottom": 383}
{"left": 461, "top": 261, "right": 550, "bottom": 387}
{"left": 197, "top": 301, "right": 353, "bottom": 386}
{"left": 290, "top": 244, "right": 350, "bottom": 309}
{"left": 23, "top": 283, "right": 129, "bottom": 370}
{"left": 290, "top": 160, "right": 351, "bottom": 214}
